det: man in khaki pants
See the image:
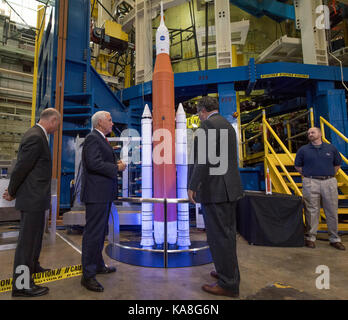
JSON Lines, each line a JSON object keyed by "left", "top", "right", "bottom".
{"left": 295, "top": 127, "right": 345, "bottom": 250}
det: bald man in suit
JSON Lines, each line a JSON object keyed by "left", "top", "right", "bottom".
{"left": 3, "top": 108, "right": 61, "bottom": 297}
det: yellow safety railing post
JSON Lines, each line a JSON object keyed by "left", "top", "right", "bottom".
{"left": 31, "top": 5, "right": 46, "bottom": 127}
{"left": 286, "top": 120, "right": 292, "bottom": 153}
{"left": 242, "top": 128, "right": 246, "bottom": 160}
{"left": 262, "top": 110, "right": 268, "bottom": 181}
{"left": 232, "top": 45, "right": 243, "bottom": 168}
{"left": 310, "top": 107, "right": 314, "bottom": 127}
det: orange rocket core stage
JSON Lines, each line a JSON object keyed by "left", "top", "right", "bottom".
{"left": 152, "top": 53, "right": 177, "bottom": 223}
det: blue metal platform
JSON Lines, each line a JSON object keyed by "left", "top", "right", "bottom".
{"left": 36, "top": 0, "right": 348, "bottom": 209}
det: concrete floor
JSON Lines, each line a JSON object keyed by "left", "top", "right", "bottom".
{"left": 0, "top": 226, "right": 348, "bottom": 300}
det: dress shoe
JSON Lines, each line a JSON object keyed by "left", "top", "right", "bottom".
{"left": 34, "top": 266, "right": 51, "bottom": 273}
{"left": 202, "top": 283, "right": 239, "bottom": 298}
{"left": 12, "top": 284, "right": 49, "bottom": 297}
{"left": 305, "top": 240, "right": 316, "bottom": 248}
{"left": 330, "top": 242, "right": 346, "bottom": 250}
{"left": 81, "top": 277, "right": 104, "bottom": 292}
{"left": 96, "top": 265, "right": 116, "bottom": 274}
{"left": 210, "top": 270, "right": 219, "bottom": 280}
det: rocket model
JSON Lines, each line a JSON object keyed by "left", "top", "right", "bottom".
{"left": 152, "top": 2, "right": 177, "bottom": 246}
{"left": 140, "top": 104, "right": 154, "bottom": 248}
{"left": 176, "top": 103, "right": 191, "bottom": 249}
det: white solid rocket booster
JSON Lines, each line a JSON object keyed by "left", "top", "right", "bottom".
{"left": 176, "top": 103, "right": 191, "bottom": 249}
{"left": 140, "top": 104, "right": 154, "bottom": 248}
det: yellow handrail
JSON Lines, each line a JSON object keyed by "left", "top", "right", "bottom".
{"left": 265, "top": 140, "right": 302, "bottom": 196}
{"left": 320, "top": 116, "right": 348, "bottom": 166}
{"left": 286, "top": 121, "right": 292, "bottom": 152}
{"left": 320, "top": 117, "right": 348, "bottom": 143}
{"left": 262, "top": 111, "right": 295, "bottom": 163}
{"left": 262, "top": 110, "right": 302, "bottom": 196}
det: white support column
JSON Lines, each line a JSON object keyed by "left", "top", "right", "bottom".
{"left": 135, "top": 0, "right": 153, "bottom": 84}
{"left": 214, "top": 0, "right": 232, "bottom": 68}
{"left": 294, "top": 0, "right": 328, "bottom": 65}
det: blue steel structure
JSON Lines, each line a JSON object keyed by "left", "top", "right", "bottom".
{"left": 118, "top": 58, "right": 348, "bottom": 166}
{"left": 36, "top": 0, "right": 348, "bottom": 208}
{"left": 36, "top": 0, "right": 128, "bottom": 209}
{"left": 229, "top": 0, "right": 295, "bottom": 22}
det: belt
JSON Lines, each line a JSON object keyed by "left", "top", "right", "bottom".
{"left": 304, "top": 176, "right": 334, "bottom": 180}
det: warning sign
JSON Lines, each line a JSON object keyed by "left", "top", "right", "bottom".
{"left": 0, "top": 264, "right": 82, "bottom": 293}
{"left": 261, "top": 73, "right": 309, "bottom": 79}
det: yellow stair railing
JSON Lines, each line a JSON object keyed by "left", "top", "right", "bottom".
{"left": 240, "top": 112, "right": 264, "bottom": 166}
{"left": 320, "top": 116, "right": 348, "bottom": 196}
{"left": 262, "top": 110, "right": 348, "bottom": 231}
{"left": 285, "top": 108, "right": 314, "bottom": 153}
{"left": 319, "top": 116, "right": 348, "bottom": 230}
{"left": 262, "top": 110, "right": 301, "bottom": 196}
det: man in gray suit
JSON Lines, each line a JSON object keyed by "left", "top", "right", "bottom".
{"left": 188, "top": 96, "right": 243, "bottom": 298}
{"left": 3, "top": 108, "right": 61, "bottom": 297}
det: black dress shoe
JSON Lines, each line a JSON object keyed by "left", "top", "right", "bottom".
{"left": 12, "top": 284, "right": 49, "bottom": 297}
{"left": 96, "top": 265, "right": 116, "bottom": 274}
{"left": 81, "top": 277, "right": 104, "bottom": 292}
{"left": 34, "top": 266, "right": 51, "bottom": 273}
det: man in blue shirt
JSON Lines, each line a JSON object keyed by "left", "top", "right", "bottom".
{"left": 295, "top": 127, "right": 345, "bottom": 250}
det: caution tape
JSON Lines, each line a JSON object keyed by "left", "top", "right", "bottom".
{"left": 187, "top": 115, "right": 200, "bottom": 129}
{"left": 261, "top": 73, "right": 309, "bottom": 79}
{"left": 0, "top": 264, "right": 82, "bottom": 293}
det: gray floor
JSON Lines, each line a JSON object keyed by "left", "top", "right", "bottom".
{"left": 0, "top": 225, "right": 348, "bottom": 300}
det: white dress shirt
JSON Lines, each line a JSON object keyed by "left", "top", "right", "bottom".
{"left": 95, "top": 128, "right": 106, "bottom": 139}
{"left": 36, "top": 123, "right": 49, "bottom": 142}
{"left": 207, "top": 111, "right": 219, "bottom": 120}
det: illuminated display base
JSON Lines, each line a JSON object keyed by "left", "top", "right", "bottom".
{"left": 105, "top": 241, "right": 212, "bottom": 268}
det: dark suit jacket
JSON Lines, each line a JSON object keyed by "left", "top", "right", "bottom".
{"left": 81, "top": 129, "right": 119, "bottom": 203}
{"left": 189, "top": 113, "right": 243, "bottom": 204}
{"left": 8, "top": 125, "right": 52, "bottom": 212}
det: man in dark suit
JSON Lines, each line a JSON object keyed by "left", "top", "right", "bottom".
{"left": 188, "top": 96, "right": 243, "bottom": 298}
{"left": 2, "top": 108, "right": 61, "bottom": 297}
{"left": 80, "top": 111, "right": 126, "bottom": 292}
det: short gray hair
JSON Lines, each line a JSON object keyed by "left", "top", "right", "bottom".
{"left": 197, "top": 96, "right": 219, "bottom": 113}
{"left": 92, "top": 111, "right": 110, "bottom": 128}
{"left": 40, "top": 108, "right": 61, "bottom": 120}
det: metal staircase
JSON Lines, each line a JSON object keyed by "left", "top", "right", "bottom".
{"left": 262, "top": 110, "right": 348, "bottom": 231}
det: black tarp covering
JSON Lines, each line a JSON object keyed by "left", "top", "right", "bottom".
{"left": 237, "top": 191, "right": 304, "bottom": 247}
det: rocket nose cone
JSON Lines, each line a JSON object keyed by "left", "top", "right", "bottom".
{"left": 176, "top": 103, "right": 185, "bottom": 115}
{"left": 142, "top": 104, "right": 152, "bottom": 118}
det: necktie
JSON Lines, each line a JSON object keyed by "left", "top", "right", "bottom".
{"left": 105, "top": 137, "right": 109, "bottom": 143}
